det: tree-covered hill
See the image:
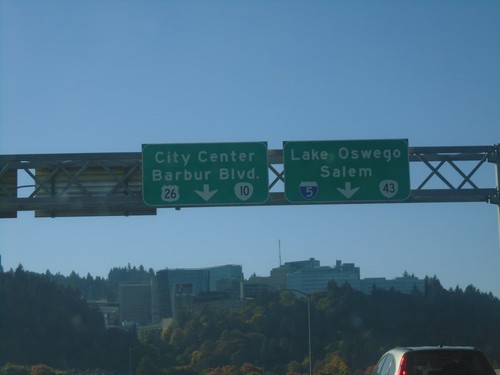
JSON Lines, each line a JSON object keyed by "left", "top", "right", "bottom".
{"left": 1, "top": 268, "right": 499, "bottom": 375}
{"left": 151, "top": 278, "right": 500, "bottom": 375}
{"left": 0, "top": 266, "right": 137, "bottom": 371}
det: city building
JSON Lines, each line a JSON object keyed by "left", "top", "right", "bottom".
{"left": 115, "top": 259, "right": 424, "bottom": 327}
{"left": 156, "top": 264, "right": 243, "bottom": 319}
{"left": 270, "top": 257, "right": 320, "bottom": 289}
{"left": 247, "top": 258, "right": 424, "bottom": 296}
{"left": 243, "top": 274, "right": 273, "bottom": 299}
{"left": 360, "top": 275, "right": 425, "bottom": 294}
{"left": 285, "top": 260, "right": 424, "bottom": 295}
{"left": 118, "top": 281, "right": 159, "bottom": 326}
{"left": 286, "top": 259, "right": 361, "bottom": 294}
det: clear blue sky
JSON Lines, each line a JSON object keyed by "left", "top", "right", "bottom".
{"left": 1, "top": 1, "right": 500, "bottom": 296}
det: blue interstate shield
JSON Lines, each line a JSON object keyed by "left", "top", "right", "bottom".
{"left": 299, "top": 181, "right": 318, "bottom": 200}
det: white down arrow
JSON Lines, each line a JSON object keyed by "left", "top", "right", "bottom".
{"left": 337, "top": 182, "right": 360, "bottom": 199}
{"left": 195, "top": 184, "right": 218, "bottom": 201}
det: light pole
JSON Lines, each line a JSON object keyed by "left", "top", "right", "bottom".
{"left": 283, "top": 289, "right": 312, "bottom": 375}
{"left": 129, "top": 346, "right": 132, "bottom": 375}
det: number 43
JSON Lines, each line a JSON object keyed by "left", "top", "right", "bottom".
{"left": 379, "top": 180, "right": 399, "bottom": 199}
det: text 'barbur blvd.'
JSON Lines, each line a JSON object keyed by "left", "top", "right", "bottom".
{"left": 142, "top": 142, "right": 269, "bottom": 206}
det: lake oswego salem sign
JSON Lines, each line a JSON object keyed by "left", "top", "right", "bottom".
{"left": 283, "top": 139, "right": 410, "bottom": 203}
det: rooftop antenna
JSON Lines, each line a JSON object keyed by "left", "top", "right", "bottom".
{"left": 279, "top": 240, "right": 282, "bottom": 267}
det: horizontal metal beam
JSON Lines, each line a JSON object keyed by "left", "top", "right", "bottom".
{"left": 0, "top": 145, "right": 498, "bottom": 218}
{"left": 0, "top": 196, "right": 155, "bottom": 216}
{"left": 0, "top": 152, "right": 141, "bottom": 162}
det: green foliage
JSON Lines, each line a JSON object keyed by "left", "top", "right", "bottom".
{"left": 239, "top": 363, "right": 262, "bottom": 375}
{"left": 44, "top": 264, "right": 154, "bottom": 302}
{"left": 0, "top": 363, "right": 30, "bottom": 375}
{"left": 0, "top": 268, "right": 138, "bottom": 370}
{"left": 316, "top": 354, "right": 349, "bottom": 375}
{"left": 3, "top": 268, "right": 500, "bottom": 375}
{"left": 204, "top": 364, "right": 261, "bottom": 375}
{"left": 164, "top": 365, "right": 198, "bottom": 375}
{"left": 156, "top": 279, "right": 500, "bottom": 374}
{"left": 136, "top": 357, "right": 163, "bottom": 375}
{"left": 30, "top": 365, "right": 56, "bottom": 375}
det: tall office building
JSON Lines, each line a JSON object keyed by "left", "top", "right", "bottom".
{"left": 287, "top": 260, "right": 361, "bottom": 294}
{"left": 118, "top": 280, "right": 159, "bottom": 326}
{"left": 156, "top": 265, "right": 243, "bottom": 319}
{"left": 270, "top": 258, "right": 320, "bottom": 289}
{"left": 286, "top": 259, "right": 424, "bottom": 295}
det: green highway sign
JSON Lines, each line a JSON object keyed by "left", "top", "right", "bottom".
{"left": 142, "top": 142, "right": 269, "bottom": 206}
{"left": 283, "top": 139, "right": 410, "bottom": 203}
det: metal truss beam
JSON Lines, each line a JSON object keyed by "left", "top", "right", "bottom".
{"left": 0, "top": 145, "right": 498, "bottom": 218}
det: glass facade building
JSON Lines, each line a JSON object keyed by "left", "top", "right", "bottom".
{"left": 156, "top": 265, "right": 243, "bottom": 319}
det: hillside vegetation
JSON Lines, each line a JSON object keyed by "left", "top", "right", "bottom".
{"left": 1, "top": 267, "right": 499, "bottom": 375}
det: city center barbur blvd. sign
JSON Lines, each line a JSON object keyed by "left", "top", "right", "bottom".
{"left": 284, "top": 139, "right": 410, "bottom": 203}
{"left": 142, "top": 142, "right": 269, "bottom": 206}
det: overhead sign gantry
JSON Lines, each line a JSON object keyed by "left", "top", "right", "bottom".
{"left": 0, "top": 141, "right": 498, "bottom": 218}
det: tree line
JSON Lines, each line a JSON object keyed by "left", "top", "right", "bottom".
{"left": 1, "top": 266, "right": 500, "bottom": 375}
{"left": 42, "top": 263, "right": 154, "bottom": 302}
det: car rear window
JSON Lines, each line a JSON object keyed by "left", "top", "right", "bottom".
{"left": 405, "top": 350, "right": 496, "bottom": 375}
